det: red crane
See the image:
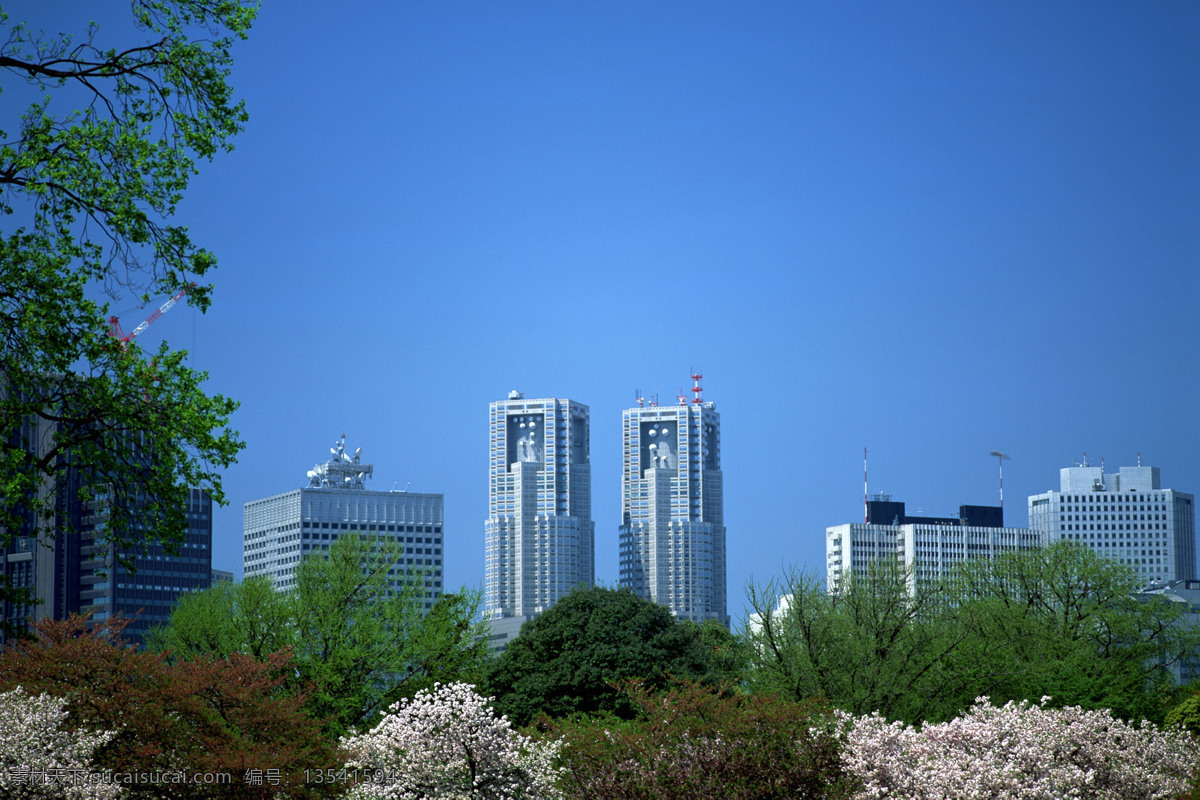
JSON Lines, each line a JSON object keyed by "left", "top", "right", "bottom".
{"left": 108, "top": 284, "right": 194, "bottom": 345}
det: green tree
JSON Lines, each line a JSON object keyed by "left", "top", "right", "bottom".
{"left": 744, "top": 562, "right": 975, "bottom": 724}
{"left": 947, "top": 542, "right": 1199, "bottom": 722}
{"left": 484, "top": 586, "right": 713, "bottom": 727}
{"left": 145, "top": 574, "right": 296, "bottom": 661}
{"left": 0, "top": 2, "right": 252, "bottom": 573}
{"left": 150, "top": 534, "right": 492, "bottom": 739}
{"left": 745, "top": 544, "right": 1199, "bottom": 725}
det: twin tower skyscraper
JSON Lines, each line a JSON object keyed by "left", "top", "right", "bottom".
{"left": 484, "top": 384, "right": 727, "bottom": 645}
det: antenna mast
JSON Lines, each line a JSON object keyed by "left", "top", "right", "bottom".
{"left": 989, "top": 450, "right": 1011, "bottom": 508}
{"left": 863, "top": 447, "right": 868, "bottom": 523}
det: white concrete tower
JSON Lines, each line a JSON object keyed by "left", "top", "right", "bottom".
{"left": 619, "top": 376, "right": 726, "bottom": 626}
{"left": 485, "top": 393, "right": 593, "bottom": 645}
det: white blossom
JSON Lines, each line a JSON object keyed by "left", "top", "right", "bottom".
{"left": 342, "top": 682, "right": 562, "bottom": 799}
{"left": 0, "top": 686, "right": 123, "bottom": 799}
{"left": 842, "top": 696, "right": 1199, "bottom": 800}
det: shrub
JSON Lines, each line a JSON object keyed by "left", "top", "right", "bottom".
{"left": 547, "top": 680, "right": 854, "bottom": 800}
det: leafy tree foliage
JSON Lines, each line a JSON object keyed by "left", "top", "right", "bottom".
{"left": 843, "top": 697, "right": 1199, "bottom": 799}
{"left": 0, "top": 614, "right": 341, "bottom": 799}
{"left": 546, "top": 680, "right": 854, "bottom": 800}
{"left": 0, "top": 2, "right": 251, "bottom": 564}
{"left": 485, "top": 587, "right": 712, "bottom": 727}
{"left": 947, "top": 542, "right": 1198, "bottom": 722}
{"left": 1165, "top": 683, "right": 1200, "bottom": 736}
{"left": 293, "top": 535, "right": 491, "bottom": 737}
{"left": 145, "top": 574, "right": 294, "bottom": 661}
{"left": 744, "top": 561, "right": 976, "bottom": 724}
{"left": 0, "top": 686, "right": 122, "bottom": 799}
{"left": 150, "top": 534, "right": 492, "bottom": 739}
{"left": 342, "top": 683, "right": 563, "bottom": 800}
{"left": 746, "top": 544, "right": 1199, "bottom": 725}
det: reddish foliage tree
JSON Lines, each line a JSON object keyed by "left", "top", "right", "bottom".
{"left": 544, "top": 680, "right": 856, "bottom": 800}
{"left": 0, "top": 615, "right": 345, "bottom": 799}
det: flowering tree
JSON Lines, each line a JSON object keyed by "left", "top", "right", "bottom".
{"left": 0, "top": 687, "right": 123, "bottom": 799}
{"left": 843, "top": 696, "right": 1199, "bottom": 799}
{"left": 342, "top": 683, "right": 562, "bottom": 799}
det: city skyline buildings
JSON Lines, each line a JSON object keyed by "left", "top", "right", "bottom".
{"left": 243, "top": 437, "right": 444, "bottom": 608}
{"left": 484, "top": 393, "right": 593, "bottom": 647}
{"left": 826, "top": 497, "right": 1041, "bottom": 595}
{"left": 1028, "top": 462, "right": 1196, "bottom": 587}
{"left": 618, "top": 378, "right": 727, "bottom": 626}
{"left": 0, "top": 417, "right": 214, "bottom": 646}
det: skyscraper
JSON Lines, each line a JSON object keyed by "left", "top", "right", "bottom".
{"left": 619, "top": 378, "right": 726, "bottom": 626}
{"left": 0, "top": 417, "right": 213, "bottom": 646}
{"left": 485, "top": 393, "right": 593, "bottom": 647}
{"left": 1028, "top": 462, "right": 1196, "bottom": 586}
{"left": 243, "top": 437, "right": 443, "bottom": 608}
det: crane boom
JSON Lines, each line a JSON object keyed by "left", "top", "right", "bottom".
{"left": 108, "top": 284, "right": 193, "bottom": 343}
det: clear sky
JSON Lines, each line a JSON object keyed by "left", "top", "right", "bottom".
{"left": 15, "top": 1, "right": 1199, "bottom": 626}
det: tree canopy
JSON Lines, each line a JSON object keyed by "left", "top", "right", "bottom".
{"left": 150, "top": 534, "right": 493, "bottom": 739}
{"left": 743, "top": 543, "right": 1200, "bottom": 725}
{"left": 0, "top": 1, "right": 253, "bottom": 566}
{"left": 485, "top": 586, "right": 714, "bottom": 727}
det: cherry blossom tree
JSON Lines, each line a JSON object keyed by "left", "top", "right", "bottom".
{"left": 342, "top": 683, "right": 562, "bottom": 799}
{"left": 843, "top": 696, "right": 1199, "bottom": 799}
{"left": 0, "top": 687, "right": 123, "bottom": 799}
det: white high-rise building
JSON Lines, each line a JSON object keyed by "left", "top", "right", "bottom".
{"left": 826, "top": 499, "right": 1041, "bottom": 595}
{"left": 619, "top": 378, "right": 726, "bottom": 626}
{"left": 485, "top": 393, "right": 593, "bottom": 646}
{"left": 1028, "top": 463, "right": 1196, "bottom": 586}
{"left": 243, "top": 437, "right": 443, "bottom": 609}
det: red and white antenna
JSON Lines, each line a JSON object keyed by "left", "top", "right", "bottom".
{"left": 108, "top": 284, "right": 194, "bottom": 345}
{"left": 690, "top": 371, "right": 704, "bottom": 404}
{"left": 636, "top": 389, "right": 645, "bottom": 408}
{"left": 677, "top": 389, "right": 687, "bottom": 406}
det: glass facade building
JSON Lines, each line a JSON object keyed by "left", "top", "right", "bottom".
{"left": 1028, "top": 464, "right": 1196, "bottom": 586}
{"left": 618, "top": 393, "right": 726, "bottom": 626}
{"left": 0, "top": 419, "right": 212, "bottom": 647}
{"left": 484, "top": 393, "right": 593, "bottom": 646}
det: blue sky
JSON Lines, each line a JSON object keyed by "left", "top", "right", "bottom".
{"left": 15, "top": 1, "right": 1199, "bottom": 625}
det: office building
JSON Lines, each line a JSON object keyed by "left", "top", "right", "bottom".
{"left": 619, "top": 377, "right": 726, "bottom": 626}
{"left": 243, "top": 437, "right": 443, "bottom": 608}
{"left": 485, "top": 393, "right": 593, "bottom": 647}
{"left": 1028, "top": 462, "right": 1196, "bottom": 586}
{"left": 826, "top": 497, "right": 1041, "bottom": 595}
{"left": 0, "top": 419, "right": 212, "bottom": 646}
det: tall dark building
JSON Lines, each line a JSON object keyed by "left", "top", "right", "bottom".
{"left": 0, "top": 419, "right": 211, "bottom": 646}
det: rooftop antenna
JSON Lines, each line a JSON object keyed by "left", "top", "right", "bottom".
{"left": 863, "top": 447, "right": 869, "bottom": 524}
{"left": 989, "top": 450, "right": 1011, "bottom": 509}
{"left": 1137, "top": 451, "right": 1141, "bottom": 467}
{"left": 636, "top": 389, "right": 645, "bottom": 408}
{"left": 690, "top": 370, "right": 704, "bottom": 404}
{"left": 677, "top": 389, "right": 687, "bottom": 406}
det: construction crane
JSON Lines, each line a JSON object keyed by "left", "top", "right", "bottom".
{"left": 107, "top": 283, "right": 194, "bottom": 345}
